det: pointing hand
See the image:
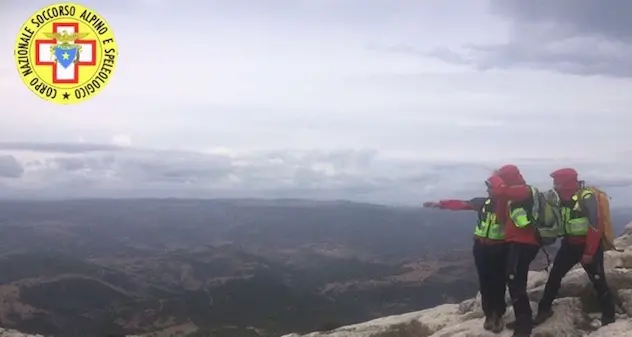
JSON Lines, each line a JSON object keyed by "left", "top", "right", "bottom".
{"left": 423, "top": 202, "right": 441, "bottom": 208}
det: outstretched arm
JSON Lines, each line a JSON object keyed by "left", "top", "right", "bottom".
{"left": 424, "top": 197, "right": 486, "bottom": 211}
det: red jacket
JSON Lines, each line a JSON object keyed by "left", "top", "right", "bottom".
{"left": 487, "top": 165, "right": 540, "bottom": 246}
{"left": 567, "top": 228, "right": 602, "bottom": 257}
{"left": 437, "top": 199, "right": 478, "bottom": 211}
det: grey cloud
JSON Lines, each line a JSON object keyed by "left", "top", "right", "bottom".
{"left": 0, "top": 155, "right": 24, "bottom": 178}
{"left": 489, "top": 0, "right": 632, "bottom": 42}
{"left": 45, "top": 150, "right": 233, "bottom": 185}
{"left": 1, "top": 143, "right": 631, "bottom": 206}
{"left": 0, "top": 142, "right": 125, "bottom": 153}
{"left": 424, "top": 0, "right": 632, "bottom": 77}
{"left": 0, "top": 145, "right": 480, "bottom": 204}
{"left": 27, "top": 147, "right": 387, "bottom": 194}
{"left": 587, "top": 177, "right": 632, "bottom": 189}
{"left": 442, "top": 39, "right": 632, "bottom": 78}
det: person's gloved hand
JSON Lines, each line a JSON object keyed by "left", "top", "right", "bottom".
{"left": 486, "top": 174, "right": 505, "bottom": 189}
{"left": 423, "top": 201, "right": 441, "bottom": 208}
{"left": 486, "top": 174, "right": 506, "bottom": 198}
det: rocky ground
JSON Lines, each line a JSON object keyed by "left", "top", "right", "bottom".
{"left": 0, "top": 329, "right": 141, "bottom": 337}
{"left": 0, "top": 328, "right": 44, "bottom": 337}
{"left": 282, "top": 222, "right": 632, "bottom": 337}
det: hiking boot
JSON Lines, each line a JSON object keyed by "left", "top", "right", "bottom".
{"left": 533, "top": 310, "right": 553, "bottom": 326}
{"left": 511, "top": 332, "right": 531, "bottom": 337}
{"left": 491, "top": 315, "right": 505, "bottom": 333}
{"left": 505, "top": 320, "right": 515, "bottom": 330}
{"left": 483, "top": 315, "right": 494, "bottom": 331}
{"left": 601, "top": 316, "right": 615, "bottom": 326}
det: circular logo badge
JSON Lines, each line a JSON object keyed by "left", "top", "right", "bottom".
{"left": 13, "top": 3, "right": 118, "bottom": 104}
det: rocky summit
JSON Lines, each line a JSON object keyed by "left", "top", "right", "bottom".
{"left": 282, "top": 222, "right": 632, "bottom": 337}
{"left": 0, "top": 328, "right": 140, "bottom": 337}
{"left": 0, "top": 328, "right": 44, "bottom": 337}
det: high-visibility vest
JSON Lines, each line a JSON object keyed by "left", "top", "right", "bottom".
{"left": 559, "top": 189, "right": 593, "bottom": 236}
{"left": 474, "top": 198, "right": 505, "bottom": 240}
{"left": 508, "top": 186, "right": 539, "bottom": 228}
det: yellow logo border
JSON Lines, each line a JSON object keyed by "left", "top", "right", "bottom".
{"left": 13, "top": 3, "right": 118, "bottom": 105}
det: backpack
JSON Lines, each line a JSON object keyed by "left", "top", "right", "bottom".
{"left": 531, "top": 188, "right": 563, "bottom": 246}
{"left": 579, "top": 183, "right": 617, "bottom": 251}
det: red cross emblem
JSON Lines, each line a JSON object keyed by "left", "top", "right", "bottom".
{"left": 35, "top": 22, "right": 97, "bottom": 84}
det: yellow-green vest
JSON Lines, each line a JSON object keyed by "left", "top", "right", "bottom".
{"left": 560, "top": 189, "right": 593, "bottom": 236}
{"left": 508, "top": 186, "right": 539, "bottom": 228}
{"left": 475, "top": 198, "right": 505, "bottom": 240}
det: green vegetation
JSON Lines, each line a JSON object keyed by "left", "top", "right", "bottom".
{"left": 185, "top": 327, "right": 262, "bottom": 337}
{"left": 20, "top": 278, "right": 132, "bottom": 314}
{"left": 0, "top": 253, "right": 101, "bottom": 283}
{"left": 1, "top": 199, "right": 619, "bottom": 337}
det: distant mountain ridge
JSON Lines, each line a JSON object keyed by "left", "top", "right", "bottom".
{"left": 0, "top": 199, "right": 628, "bottom": 336}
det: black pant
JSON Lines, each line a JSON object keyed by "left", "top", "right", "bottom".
{"left": 538, "top": 240, "right": 615, "bottom": 321}
{"left": 506, "top": 242, "right": 539, "bottom": 334}
{"left": 473, "top": 239, "right": 507, "bottom": 318}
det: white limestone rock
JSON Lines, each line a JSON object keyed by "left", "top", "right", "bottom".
{"left": 282, "top": 223, "right": 632, "bottom": 337}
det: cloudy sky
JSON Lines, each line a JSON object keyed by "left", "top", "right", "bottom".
{"left": 0, "top": 0, "right": 631, "bottom": 205}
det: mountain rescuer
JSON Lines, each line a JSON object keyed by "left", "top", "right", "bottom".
{"left": 423, "top": 179, "right": 507, "bottom": 333}
{"left": 486, "top": 165, "right": 540, "bottom": 337}
{"left": 532, "top": 168, "right": 615, "bottom": 327}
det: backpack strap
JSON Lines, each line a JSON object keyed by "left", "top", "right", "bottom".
{"left": 529, "top": 186, "right": 540, "bottom": 222}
